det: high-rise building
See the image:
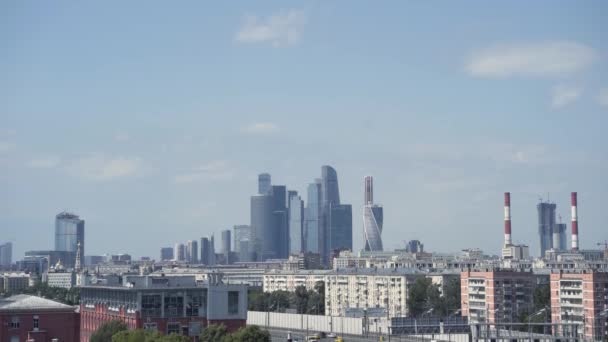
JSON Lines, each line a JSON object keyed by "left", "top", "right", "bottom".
{"left": 174, "top": 243, "right": 185, "bottom": 261}
{"left": 405, "top": 240, "right": 424, "bottom": 253}
{"left": 221, "top": 230, "right": 231, "bottom": 256}
{"left": 258, "top": 173, "right": 271, "bottom": 195}
{"left": 304, "top": 180, "right": 322, "bottom": 254}
{"left": 271, "top": 185, "right": 289, "bottom": 259}
{"left": 209, "top": 235, "right": 216, "bottom": 265}
{"left": 320, "top": 165, "right": 345, "bottom": 266}
{"left": 363, "top": 176, "right": 384, "bottom": 251}
{"left": 187, "top": 240, "right": 198, "bottom": 263}
{"left": 328, "top": 204, "right": 352, "bottom": 254}
{"left": 288, "top": 192, "right": 304, "bottom": 255}
{"left": 251, "top": 194, "right": 275, "bottom": 260}
{"left": 0, "top": 242, "right": 12, "bottom": 267}
{"left": 537, "top": 202, "right": 556, "bottom": 257}
{"left": 160, "top": 247, "right": 173, "bottom": 261}
{"left": 553, "top": 223, "right": 567, "bottom": 251}
{"left": 200, "top": 237, "right": 210, "bottom": 265}
{"left": 233, "top": 225, "right": 251, "bottom": 261}
{"left": 55, "top": 212, "right": 85, "bottom": 265}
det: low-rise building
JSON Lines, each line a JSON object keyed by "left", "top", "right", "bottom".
{"left": 550, "top": 269, "right": 608, "bottom": 340}
{"left": 1, "top": 273, "right": 30, "bottom": 293}
{"left": 79, "top": 273, "right": 247, "bottom": 341}
{"left": 0, "top": 294, "right": 80, "bottom": 342}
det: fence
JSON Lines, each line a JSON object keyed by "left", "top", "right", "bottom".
{"left": 247, "top": 311, "right": 364, "bottom": 335}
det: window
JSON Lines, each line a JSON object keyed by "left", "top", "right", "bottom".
{"left": 33, "top": 315, "right": 39, "bottom": 329}
{"left": 10, "top": 316, "right": 20, "bottom": 328}
{"left": 228, "top": 291, "right": 239, "bottom": 315}
{"left": 164, "top": 294, "right": 184, "bottom": 317}
{"left": 167, "top": 322, "right": 180, "bottom": 334}
{"left": 141, "top": 295, "right": 162, "bottom": 317}
{"left": 143, "top": 322, "right": 158, "bottom": 331}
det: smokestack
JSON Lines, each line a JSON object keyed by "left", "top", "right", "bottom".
{"left": 504, "top": 192, "right": 512, "bottom": 246}
{"left": 364, "top": 176, "right": 373, "bottom": 205}
{"left": 571, "top": 192, "right": 579, "bottom": 251}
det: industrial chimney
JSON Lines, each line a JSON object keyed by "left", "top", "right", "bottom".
{"left": 504, "top": 192, "right": 512, "bottom": 246}
{"left": 571, "top": 192, "right": 579, "bottom": 251}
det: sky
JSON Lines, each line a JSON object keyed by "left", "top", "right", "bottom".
{"left": 1, "top": 1, "right": 607, "bottom": 259}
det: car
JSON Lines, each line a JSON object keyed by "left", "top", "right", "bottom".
{"left": 327, "top": 332, "right": 337, "bottom": 338}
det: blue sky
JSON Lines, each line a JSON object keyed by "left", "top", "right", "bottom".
{"left": 1, "top": 1, "right": 607, "bottom": 259}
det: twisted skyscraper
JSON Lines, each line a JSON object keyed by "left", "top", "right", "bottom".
{"left": 363, "top": 176, "right": 383, "bottom": 251}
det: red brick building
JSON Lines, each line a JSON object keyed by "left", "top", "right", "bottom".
{"left": 550, "top": 270, "right": 608, "bottom": 340}
{"left": 79, "top": 274, "right": 247, "bottom": 341}
{"left": 0, "top": 294, "right": 80, "bottom": 342}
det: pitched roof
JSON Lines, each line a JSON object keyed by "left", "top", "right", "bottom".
{"left": 0, "top": 294, "right": 75, "bottom": 312}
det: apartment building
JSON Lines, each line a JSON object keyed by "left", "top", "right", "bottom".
{"left": 461, "top": 268, "right": 535, "bottom": 324}
{"left": 550, "top": 270, "right": 608, "bottom": 340}
{"left": 263, "top": 270, "right": 330, "bottom": 292}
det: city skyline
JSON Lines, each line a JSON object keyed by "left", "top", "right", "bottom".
{"left": 2, "top": 1, "right": 607, "bottom": 258}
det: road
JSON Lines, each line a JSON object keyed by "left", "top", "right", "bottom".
{"left": 267, "top": 327, "right": 434, "bottom": 342}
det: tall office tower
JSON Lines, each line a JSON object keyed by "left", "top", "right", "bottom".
{"left": 553, "top": 223, "right": 567, "bottom": 251}
{"left": 258, "top": 173, "right": 271, "bottom": 195}
{"left": 186, "top": 240, "right": 198, "bottom": 263}
{"left": 160, "top": 247, "right": 173, "bottom": 261}
{"left": 288, "top": 192, "right": 304, "bottom": 255}
{"left": 233, "top": 225, "right": 251, "bottom": 255}
{"left": 174, "top": 243, "right": 185, "bottom": 261}
{"left": 209, "top": 235, "right": 216, "bottom": 265}
{"left": 363, "top": 176, "right": 384, "bottom": 251}
{"left": 328, "top": 203, "right": 353, "bottom": 254}
{"left": 55, "top": 212, "right": 85, "bottom": 266}
{"left": 320, "top": 165, "right": 346, "bottom": 266}
{"left": 304, "top": 180, "right": 322, "bottom": 254}
{"left": 200, "top": 237, "right": 210, "bottom": 265}
{"left": 221, "top": 230, "right": 231, "bottom": 255}
{"left": 0, "top": 242, "right": 12, "bottom": 267}
{"left": 537, "top": 202, "right": 556, "bottom": 257}
{"left": 271, "top": 185, "right": 289, "bottom": 259}
{"left": 251, "top": 194, "right": 274, "bottom": 260}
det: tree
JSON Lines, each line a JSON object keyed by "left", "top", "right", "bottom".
{"left": 533, "top": 284, "right": 550, "bottom": 310}
{"left": 200, "top": 324, "right": 229, "bottom": 342}
{"left": 408, "top": 277, "right": 433, "bottom": 317}
{"left": 90, "top": 320, "right": 128, "bottom": 342}
{"left": 225, "top": 325, "right": 271, "bottom": 342}
{"left": 293, "top": 285, "right": 309, "bottom": 314}
{"left": 112, "top": 330, "right": 190, "bottom": 342}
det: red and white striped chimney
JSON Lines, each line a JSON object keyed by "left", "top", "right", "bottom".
{"left": 571, "top": 192, "right": 579, "bottom": 251}
{"left": 504, "top": 192, "right": 512, "bottom": 246}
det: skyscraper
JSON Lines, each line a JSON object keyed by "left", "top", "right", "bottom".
{"left": 553, "top": 223, "right": 567, "bottom": 251}
{"left": 363, "top": 176, "right": 384, "bottom": 251}
{"left": 258, "top": 173, "right": 271, "bottom": 195}
{"left": 271, "top": 185, "right": 289, "bottom": 259}
{"left": 160, "top": 247, "right": 173, "bottom": 261}
{"left": 186, "top": 240, "right": 198, "bottom": 263}
{"left": 288, "top": 192, "right": 304, "bottom": 255}
{"left": 328, "top": 203, "right": 353, "bottom": 253}
{"left": 55, "top": 212, "right": 85, "bottom": 265}
{"left": 233, "top": 225, "right": 251, "bottom": 261}
{"left": 251, "top": 194, "right": 275, "bottom": 260}
{"left": 209, "top": 234, "right": 216, "bottom": 265}
{"left": 304, "top": 180, "right": 322, "bottom": 254}
{"left": 200, "top": 237, "right": 210, "bottom": 265}
{"left": 537, "top": 201, "right": 556, "bottom": 257}
{"left": 221, "top": 230, "right": 231, "bottom": 255}
{"left": 0, "top": 242, "right": 12, "bottom": 267}
{"left": 174, "top": 243, "right": 185, "bottom": 261}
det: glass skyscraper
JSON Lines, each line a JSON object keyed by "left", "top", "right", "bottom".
{"left": 288, "top": 192, "right": 304, "bottom": 254}
{"left": 363, "top": 176, "right": 384, "bottom": 252}
{"left": 305, "top": 180, "right": 322, "bottom": 254}
{"left": 54, "top": 212, "right": 85, "bottom": 264}
{"left": 328, "top": 204, "right": 353, "bottom": 253}
{"left": 537, "top": 202, "right": 556, "bottom": 257}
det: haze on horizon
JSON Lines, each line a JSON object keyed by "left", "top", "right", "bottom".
{"left": 1, "top": 1, "right": 607, "bottom": 259}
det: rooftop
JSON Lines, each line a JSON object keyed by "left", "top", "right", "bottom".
{"left": 0, "top": 294, "right": 75, "bottom": 312}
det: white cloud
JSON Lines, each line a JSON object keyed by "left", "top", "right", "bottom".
{"left": 466, "top": 41, "right": 596, "bottom": 78}
{"left": 27, "top": 156, "right": 61, "bottom": 169}
{"left": 551, "top": 84, "right": 582, "bottom": 109}
{"left": 0, "top": 142, "right": 15, "bottom": 153}
{"left": 242, "top": 122, "right": 280, "bottom": 134}
{"left": 67, "top": 155, "right": 141, "bottom": 181}
{"left": 174, "top": 160, "right": 235, "bottom": 184}
{"left": 598, "top": 88, "right": 608, "bottom": 108}
{"left": 235, "top": 9, "right": 306, "bottom": 47}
